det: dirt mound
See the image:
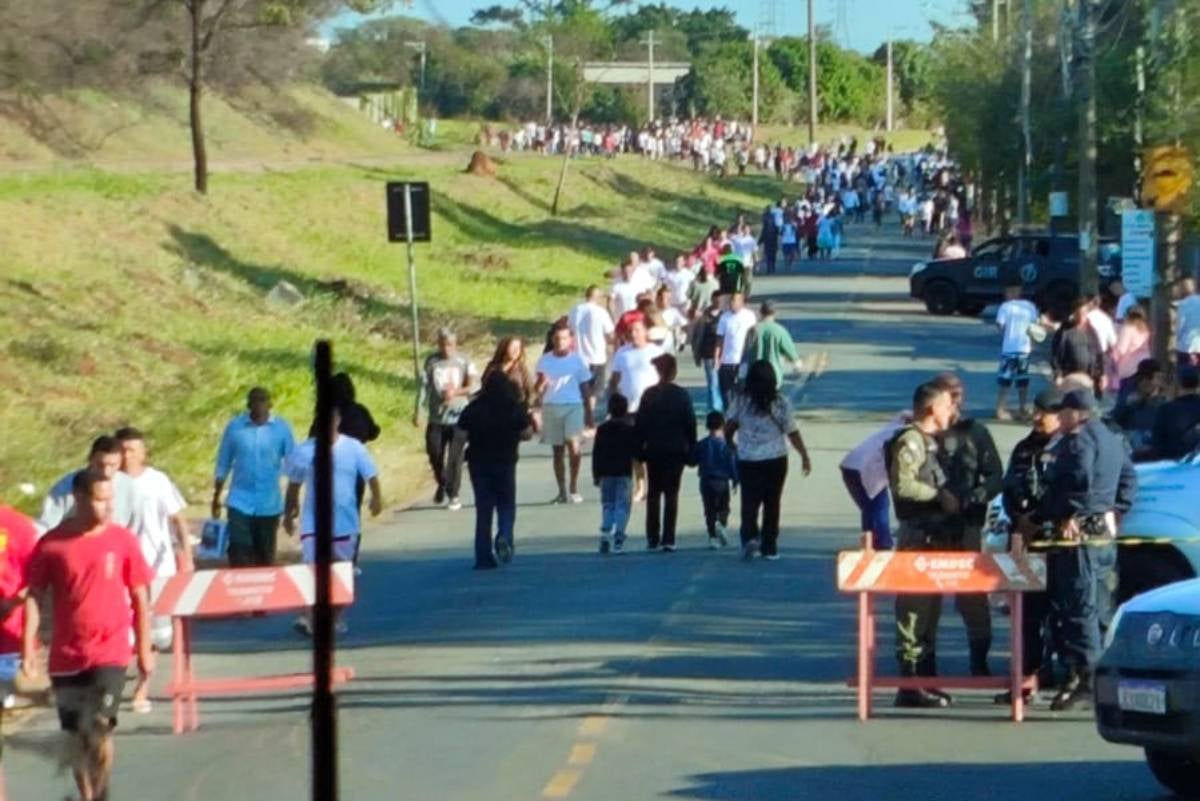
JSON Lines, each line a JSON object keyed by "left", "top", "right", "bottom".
{"left": 465, "top": 150, "right": 497, "bottom": 178}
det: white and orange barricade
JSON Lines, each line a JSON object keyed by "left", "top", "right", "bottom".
{"left": 153, "top": 564, "right": 355, "bottom": 734}
{"left": 837, "top": 545, "right": 1046, "bottom": 722}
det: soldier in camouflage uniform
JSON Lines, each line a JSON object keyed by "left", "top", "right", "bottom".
{"left": 887, "top": 382, "right": 960, "bottom": 708}
{"left": 932, "top": 373, "right": 1004, "bottom": 677}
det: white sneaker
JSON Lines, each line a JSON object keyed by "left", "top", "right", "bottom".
{"left": 568, "top": 493, "right": 584, "bottom": 504}
{"left": 715, "top": 524, "right": 729, "bottom": 547}
{"left": 708, "top": 536, "right": 720, "bottom": 550}
{"left": 447, "top": 497, "right": 463, "bottom": 511}
{"left": 293, "top": 615, "right": 313, "bottom": 637}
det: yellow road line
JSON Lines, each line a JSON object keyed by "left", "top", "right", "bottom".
{"left": 577, "top": 715, "right": 608, "bottom": 737}
{"left": 542, "top": 769, "right": 581, "bottom": 798}
{"left": 567, "top": 743, "right": 597, "bottom": 767}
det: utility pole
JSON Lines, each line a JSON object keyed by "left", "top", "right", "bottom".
{"left": 885, "top": 38, "right": 894, "bottom": 132}
{"left": 1075, "top": 0, "right": 1099, "bottom": 296}
{"left": 752, "top": 34, "right": 761, "bottom": 129}
{"left": 807, "top": 0, "right": 817, "bottom": 145}
{"left": 404, "top": 40, "right": 426, "bottom": 94}
{"left": 642, "top": 30, "right": 656, "bottom": 123}
{"left": 545, "top": 35, "right": 554, "bottom": 123}
{"left": 992, "top": 0, "right": 1000, "bottom": 43}
{"left": 1017, "top": 0, "right": 1032, "bottom": 226}
{"left": 1134, "top": 44, "right": 1145, "bottom": 199}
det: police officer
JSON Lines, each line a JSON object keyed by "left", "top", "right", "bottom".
{"left": 1039, "top": 388, "right": 1137, "bottom": 711}
{"left": 932, "top": 373, "right": 1003, "bottom": 676}
{"left": 995, "top": 387, "right": 1063, "bottom": 703}
{"left": 888, "top": 381, "right": 959, "bottom": 708}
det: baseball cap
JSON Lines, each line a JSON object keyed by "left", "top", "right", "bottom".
{"left": 1032, "top": 388, "right": 1064, "bottom": 412}
{"left": 1060, "top": 388, "right": 1096, "bottom": 412}
{"left": 760, "top": 299, "right": 777, "bottom": 316}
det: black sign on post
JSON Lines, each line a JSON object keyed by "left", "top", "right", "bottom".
{"left": 386, "top": 181, "right": 432, "bottom": 242}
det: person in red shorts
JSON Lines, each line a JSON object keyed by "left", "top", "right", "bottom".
{"left": 21, "top": 472, "right": 154, "bottom": 801}
{"left": 0, "top": 504, "right": 37, "bottom": 801}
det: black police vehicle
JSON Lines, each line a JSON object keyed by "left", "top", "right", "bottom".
{"left": 909, "top": 232, "right": 1121, "bottom": 318}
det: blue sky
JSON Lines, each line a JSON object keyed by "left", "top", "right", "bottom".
{"left": 323, "top": 0, "right": 973, "bottom": 55}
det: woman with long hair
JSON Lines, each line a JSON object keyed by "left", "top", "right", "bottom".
{"left": 484, "top": 336, "right": 536, "bottom": 410}
{"left": 725, "top": 360, "right": 811, "bottom": 561}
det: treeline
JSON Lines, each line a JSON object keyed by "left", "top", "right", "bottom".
{"left": 321, "top": 4, "right": 935, "bottom": 128}
{"left": 922, "top": 0, "right": 1200, "bottom": 231}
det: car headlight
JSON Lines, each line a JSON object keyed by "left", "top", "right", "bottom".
{"left": 910, "top": 261, "right": 928, "bottom": 278}
{"left": 1103, "top": 604, "right": 1126, "bottom": 651}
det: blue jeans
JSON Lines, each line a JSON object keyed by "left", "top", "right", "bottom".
{"left": 840, "top": 467, "right": 893, "bottom": 549}
{"left": 599, "top": 477, "right": 632, "bottom": 542}
{"left": 1048, "top": 542, "right": 1113, "bottom": 670}
{"left": 468, "top": 460, "right": 516, "bottom": 566}
{"left": 703, "top": 358, "right": 723, "bottom": 413}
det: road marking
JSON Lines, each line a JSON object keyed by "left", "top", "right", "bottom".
{"left": 577, "top": 715, "right": 608, "bottom": 737}
{"left": 567, "top": 743, "right": 597, "bottom": 767}
{"left": 542, "top": 769, "right": 581, "bottom": 798}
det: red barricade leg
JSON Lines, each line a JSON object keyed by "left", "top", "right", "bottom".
{"left": 172, "top": 617, "right": 185, "bottom": 735}
{"left": 1009, "top": 590, "right": 1024, "bottom": 723}
{"left": 857, "top": 592, "right": 871, "bottom": 721}
{"left": 184, "top": 619, "right": 199, "bottom": 731}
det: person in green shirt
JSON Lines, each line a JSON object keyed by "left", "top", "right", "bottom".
{"left": 741, "top": 300, "right": 805, "bottom": 386}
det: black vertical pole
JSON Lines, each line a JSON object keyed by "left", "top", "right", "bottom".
{"left": 312, "top": 340, "right": 337, "bottom": 801}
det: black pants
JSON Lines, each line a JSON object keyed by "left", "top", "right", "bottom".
{"left": 1021, "top": 590, "right": 1051, "bottom": 677}
{"left": 227, "top": 509, "right": 279, "bottom": 567}
{"left": 700, "top": 478, "right": 731, "bottom": 537}
{"left": 737, "top": 457, "right": 788, "bottom": 556}
{"left": 425, "top": 423, "right": 466, "bottom": 498}
{"left": 645, "top": 458, "right": 685, "bottom": 547}
{"left": 717, "top": 365, "right": 739, "bottom": 410}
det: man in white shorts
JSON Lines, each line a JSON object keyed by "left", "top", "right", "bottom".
{"left": 536, "top": 324, "right": 594, "bottom": 503}
{"left": 115, "top": 427, "right": 193, "bottom": 713}
{"left": 284, "top": 411, "right": 382, "bottom": 635}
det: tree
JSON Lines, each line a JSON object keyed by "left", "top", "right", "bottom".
{"left": 154, "top": 0, "right": 394, "bottom": 194}
{"left": 871, "top": 39, "right": 932, "bottom": 112}
{"left": 679, "top": 39, "right": 793, "bottom": 123}
{"left": 768, "top": 34, "right": 885, "bottom": 125}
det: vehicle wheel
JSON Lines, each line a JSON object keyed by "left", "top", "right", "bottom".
{"left": 1117, "top": 547, "right": 1195, "bottom": 605}
{"left": 1040, "top": 281, "right": 1078, "bottom": 323}
{"left": 1145, "top": 749, "right": 1200, "bottom": 799}
{"left": 923, "top": 280, "right": 959, "bottom": 316}
{"left": 958, "top": 301, "right": 986, "bottom": 316}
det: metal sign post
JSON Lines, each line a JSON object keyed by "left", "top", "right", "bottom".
{"left": 404, "top": 184, "right": 421, "bottom": 420}
{"left": 312, "top": 340, "right": 337, "bottom": 801}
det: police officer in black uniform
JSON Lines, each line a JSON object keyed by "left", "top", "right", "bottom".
{"left": 932, "top": 373, "right": 1004, "bottom": 677}
{"left": 995, "top": 387, "right": 1063, "bottom": 703}
{"left": 1039, "top": 388, "right": 1137, "bottom": 710}
{"left": 887, "top": 381, "right": 960, "bottom": 708}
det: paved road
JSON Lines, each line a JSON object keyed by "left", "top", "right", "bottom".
{"left": 8, "top": 222, "right": 1164, "bottom": 801}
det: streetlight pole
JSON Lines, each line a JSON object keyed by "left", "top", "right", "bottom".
{"left": 641, "top": 30, "right": 657, "bottom": 123}
{"left": 545, "top": 35, "right": 554, "bottom": 123}
{"left": 752, "top": 34, "right": 760, "bottom": 129}
{"left": 1075, "top": 0, "right": 1099, "bottom": 296}
{"left": 807, "top": 0, "right": 817, "bottom": 145}
{"left": 885, "top": 38, "right": 894, "bottom": 132}
{"left": 1017, "top": 0, "right": 1032, "bottom": 226}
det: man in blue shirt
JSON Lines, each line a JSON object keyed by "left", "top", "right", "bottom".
{"left": 212, "top": 387, "right": 295, "bottom": 567}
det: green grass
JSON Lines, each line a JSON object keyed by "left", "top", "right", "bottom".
{"left": 0, "top": 150, "right": 784, "bottom": 514}
{"left": 756, "top": 123, "right": 936, "bottom": 154}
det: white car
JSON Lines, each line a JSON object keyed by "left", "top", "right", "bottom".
{"left": 983, "top": 451, "right": 1200, "bottom": 603}
{"left": 1095, "top": 578, "right": 1200, "bottom": 798}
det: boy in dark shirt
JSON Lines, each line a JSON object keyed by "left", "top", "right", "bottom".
{"left": 592, "top": 394, "right": 638, "bottom": 554}
{"left": 692, "top": 411, "right": 739, "bottom": 548}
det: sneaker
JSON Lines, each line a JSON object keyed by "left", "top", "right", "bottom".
{"left": 715, "top": 524, "right": 729, "bottom": 547}
{"left": 613, "top": 537, "right": 626, "bottom": 554}
{"left": 447, "top": 497, "right": 463, "bottom": 511}
{"left": 741, "top": 539, "right": 759, "bottom": 561}
{"left": 551, "top": 493, "right": 568, "bottom": 505}
{"left": 434, "top": 487, "right": 446, "bottom": 505}
{"left": 599, "top": 536, "right": 611, "bottom": 555}
{"left": 764, "top": 553, "right": 781, "bottom": 561}
{"left": 894, "top": 689, "right": 950, "bottom": 708}
{"left": 663, "top": 544, "right": 676, "bottom": 553}
{"left": 708, "top": 536, "right": 721, "bottom": 550}
{"left": 646, "top": 542, "right": 661, "bottom": 552}
{"left": 993, "top": 690, "right": 1033, "bottom": 706}
{"left": 495, "top": 539, "right": 514, "bottom": 564}
{"left": 568, "top": 493, "right": 584, "bottom": 504}
{"left": 293, "top": 615, "right": 313, "bottom": 637}
{"left": 1050, "top": 673, "right": 1090, "bottom": 712}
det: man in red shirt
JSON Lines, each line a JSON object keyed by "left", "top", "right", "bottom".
{"left": 21, "top": 472, "right": 154, "bottom": 801}
{"left": 0, "top": 505, "right": 37, "bottom": 801}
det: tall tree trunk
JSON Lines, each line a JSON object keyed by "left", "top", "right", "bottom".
{"left": 550, "top": 108, "right": 580, "bottom": 216}
{"left": 189, "top": 0, "right": 208, "bottom": 195}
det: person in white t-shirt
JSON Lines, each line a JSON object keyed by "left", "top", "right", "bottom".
{"left": 1086, "top": 298, "right": 1118, "bottom": 389}
{"left": 641, "top": 246, "right": 667, "bottom": 287}
{"left": 568, "top": 285, "right": 615, "bottom": 426}
{"left": 536, "top": 325, "right": 594, "bottom": 504}
{"left": 662, "top": 255, "right": 694, "bottom": 313}
{"left": 714, "top": 291, "right": 757, "bottom": 409}
{"left": 116, "top": 427, "right": 194, "bottom": 714}
{"left": 1176, "top": 278, "right": 1200, "bottom": 369}
{"left": 993, "top": 281, "right": 1041, "bottom": 419}
{"left": 610, "top": 261, "right": 643, "bottom": 318}
{"left": 284, "top": 412, "right": 382, "bottom": 635}
{"left": 731, "top": 224, "right": 757, "bottom": 273}
{"left": 608, "top": 319, "right": 665, "bottom": 502}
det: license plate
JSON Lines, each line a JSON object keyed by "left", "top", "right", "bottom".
{"left": 1118, "top": 681, "right": 1167, "bottom": 715}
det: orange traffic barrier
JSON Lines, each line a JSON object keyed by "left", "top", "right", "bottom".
{"left": 837, "top": 545, "right": 1046, "bottom": 722}
{"left": 153, "top": 564, "right": 356, "bottom": 734}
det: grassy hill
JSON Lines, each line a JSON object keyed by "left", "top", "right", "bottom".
{"left": 0, "top": 145, "right": 785, "bottom": 513}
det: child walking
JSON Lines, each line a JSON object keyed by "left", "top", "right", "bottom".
{"left": 592, "top": 394, "right": 638, "bottom": 554}
{"left": 692, "top": 411, "right": 738, "bottom": 548}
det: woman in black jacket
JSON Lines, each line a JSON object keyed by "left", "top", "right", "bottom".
{"left": 634, "top": 354, "right": 697, "bottom": 551}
